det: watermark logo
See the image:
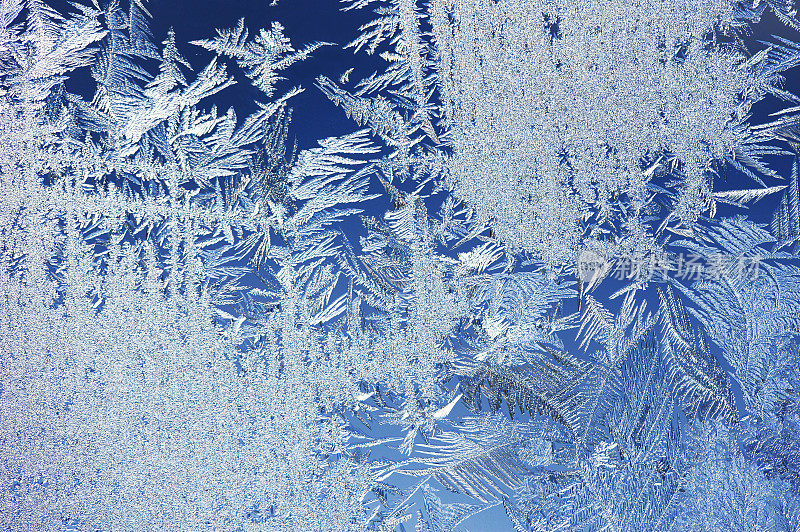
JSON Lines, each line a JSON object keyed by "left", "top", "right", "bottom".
{"left": 576, "top": 249, "right": 762, "bottom": 282}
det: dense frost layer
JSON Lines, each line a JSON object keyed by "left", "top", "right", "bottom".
{"left": 434, "top": 0, "right": 757, "bottom": 261}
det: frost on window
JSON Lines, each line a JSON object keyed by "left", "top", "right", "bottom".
{"left": 3, "top": 0, "right": 800, "bottom": 530}
{"left": 432, "top": 0, "right": 772, "bottom": 263}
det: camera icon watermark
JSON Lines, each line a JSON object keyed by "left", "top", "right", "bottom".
{"left": 576, "top": 249, "right": 611, "bottom": 283}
